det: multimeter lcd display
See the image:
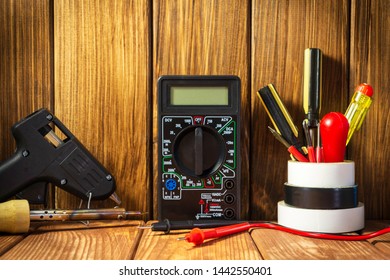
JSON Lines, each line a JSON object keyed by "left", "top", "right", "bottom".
{"left": 170, "top": 87, "right": 229, "bottom": 106}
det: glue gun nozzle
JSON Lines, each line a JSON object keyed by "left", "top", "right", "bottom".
{"left": 109, "top": 192, "right": 122, "bottom": 205}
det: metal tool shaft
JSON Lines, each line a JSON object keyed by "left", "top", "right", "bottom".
{"left": 30, "top": 208, "right": 142, "bottom": 222}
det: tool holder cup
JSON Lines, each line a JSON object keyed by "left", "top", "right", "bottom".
{"left": 277, "top": 160, "right": 364, "bottom": 233}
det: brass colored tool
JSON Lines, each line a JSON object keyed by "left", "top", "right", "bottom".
{"left": 0, "top": 199, "right": 143, "bottom": 234}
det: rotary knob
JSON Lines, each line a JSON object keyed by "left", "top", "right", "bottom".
{"left": 172, "top": 125, "right": 226, "bottom": 178}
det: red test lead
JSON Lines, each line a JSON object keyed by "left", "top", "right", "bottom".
{"left": 180, "top": 222, "right": 254, "bottom": 246}
{"left": 179, "top": 222, "right": 390, "bottom": 246}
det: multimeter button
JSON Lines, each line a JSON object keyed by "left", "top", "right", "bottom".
{"left": 173, "top": 125, "right": 226, "bottom": 178}
{"left": 165, "top": 179, "right": 177, "bottom": 191}
{"left": 193, "top": 116, "right": 204, "bottom": 125}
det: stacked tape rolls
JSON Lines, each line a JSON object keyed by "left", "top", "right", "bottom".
{"left": 278, "top": 161, "right": 364, "bottom": 233}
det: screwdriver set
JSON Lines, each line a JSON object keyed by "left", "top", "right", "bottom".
{"left": 257, "top": 48, "right": 373, "bottom": 233}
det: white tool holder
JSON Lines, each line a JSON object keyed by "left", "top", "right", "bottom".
{"left": 278, "top": 160, "right": 364, "bottom": 233}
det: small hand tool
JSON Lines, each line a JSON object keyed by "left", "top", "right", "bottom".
{"left": 303, "top": 48, "right": 322, "bottom": 128}
{"left": 257, "top": 84, "right": 305, "bottom": 154}
{"left": 302, "top": 48, "right": 322, "bottom": 162}
{"left": 344, "top": 83, "right": 374, "bottom": 145}
{"left": 268, "top": 126, "right": 308, "bottom": 162}
{"left": 0, "top": 199, "right": 143, "bottom": 234}
{"left": 0, "top": 108, "right": 119, "bottom": 204}
{"left": 320, "top": 112, "right": 349, "bottom": 162}
{"left": 302, "top": 120, "right": 316, "bottom": 162}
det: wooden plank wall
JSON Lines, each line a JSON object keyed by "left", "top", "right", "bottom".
{"left": 251, "top": 0, "right": 350, "bottom": 219}
{"left": 0, "top": 0, "right": 52, "bottom": 167}
{"left": 53, "top": 0, "right": 151, "bottom": 214}
{"left": 152, "top": 0, "right": 250, "bottom": 218}
{"left": 1, "top": 0, "right": 389, "bottom": 221}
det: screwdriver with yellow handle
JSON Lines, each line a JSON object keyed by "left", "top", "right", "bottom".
{"left": 0, "top": 199, "right": 143, "bottom": 234}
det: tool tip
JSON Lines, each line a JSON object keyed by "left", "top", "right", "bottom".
{"left": 109, "top": 192, "right": 122, "bottom": 205}
{"left": 138, "top": 225, "right": 152, "bottom": 229}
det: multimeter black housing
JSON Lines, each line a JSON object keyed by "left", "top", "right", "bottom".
{"left": 157, "top": 75, "right": 241, "bottom": 221}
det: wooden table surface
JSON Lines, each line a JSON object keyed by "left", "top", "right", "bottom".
{"left": 1, "top": 220, "right": 389, "bottom": 260}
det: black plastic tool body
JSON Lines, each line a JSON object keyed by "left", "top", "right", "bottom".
{"left": 158, "top": 75, "right": 241, "bottom": 222}
{"left": 0, "top": 108, "right": 115, "bottom": 202}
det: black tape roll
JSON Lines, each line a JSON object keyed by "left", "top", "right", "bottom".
{"left": 284, "top": 183, "right": 358, "bottom": 209}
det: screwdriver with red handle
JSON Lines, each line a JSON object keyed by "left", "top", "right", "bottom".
{"left": 268, "top": 126, "right": 308, "bottom": 162}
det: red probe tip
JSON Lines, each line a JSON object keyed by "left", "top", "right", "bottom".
{"left": 184, "top": 228, "right": 205, "bottom": 246}
{"left": 356, "top": 83, "right": 373, "bottom": 97}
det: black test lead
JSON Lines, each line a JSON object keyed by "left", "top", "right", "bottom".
{"left": 140, "top": 219, "right": 243, "bottom": 234}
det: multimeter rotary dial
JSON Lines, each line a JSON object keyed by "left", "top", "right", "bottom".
{"left": 172, "top": 125, "right": 226, "bottom": 178}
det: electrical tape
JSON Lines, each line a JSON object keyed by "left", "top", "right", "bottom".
{"left": 287, "top": 160, "right": 355, "bottom": 188}
{"left": 277, "top": 201, "right": 364, "bottom": 233}
{"left": 284, "top": 183, "right": 358, "bottom": 209}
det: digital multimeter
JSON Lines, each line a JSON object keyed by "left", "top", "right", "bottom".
{"left": 157, "top": 75, "right": 241, "bottom": 221}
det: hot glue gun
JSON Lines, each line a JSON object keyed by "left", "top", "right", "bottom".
{"left": 0, "top": 108, "right": 120, "bottom": 204}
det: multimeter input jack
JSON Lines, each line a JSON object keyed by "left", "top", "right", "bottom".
{"left": 224, "top": 194, "right": 235, "bottom": 204}
{"left": 223, "top": 208, "right": 235, "bottom": 219}
{"left": 224, "top": 179, "right": 235, "bottom": 189}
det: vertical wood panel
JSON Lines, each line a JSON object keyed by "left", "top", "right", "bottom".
{"left": 251, "top": 0, "right": 350, "bottom": 219}
{"left": 350, "top": 0, "right": 390, "bottom": 219}
{"left": 152, "top": 0, "right": 251, "bottom": 218}
{"left": 54, "top": 0, "right": 151, "bottom": 213}
{"left": 1, "top": 0, "right": 389, "bottom": 222}
{"left": 0, "top": 0, "right": 52, "bottom": 163}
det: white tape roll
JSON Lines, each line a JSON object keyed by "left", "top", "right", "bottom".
{"left": 277, "top": 201, "right": 364, "bottom": 233}
{"left": 287, "top": 160, "right": 355, "bottom": 188}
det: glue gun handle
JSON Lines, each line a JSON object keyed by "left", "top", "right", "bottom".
{"left": 0, "top": 152, "right": 37, "bottom": 202}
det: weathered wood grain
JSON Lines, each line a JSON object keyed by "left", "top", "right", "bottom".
{"left": 363, "top": 220, "right": 390, "bottom": 257}
{"left": 0, "top": 235, "right": 25, "bottom": 256}
{"left": 0, "top": 0, "right": 52, "bottom": 138}
{"left": 53, "top": 0, "right": 151, "bottom": 214}
{"left": 0, "top": 221, "right": 142, "bottom": 260}
{"left": 349, "top": 0, "right": 390, "bottom": 220}
{"left": 250, "top": 227, "right": 390, "bottom": 260}
{"left": 251, "top": 0, "right": 350, "bottom": 220}
{"left": 0, "top": 0, "right": 52, "bottom": 204}
{"left": 1, "top": 0, "right": 389, "bottom": 224}
{"left": 152, "top": 0, "right": 251, "bottom": 219}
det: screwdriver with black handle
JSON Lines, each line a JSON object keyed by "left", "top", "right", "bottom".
{"left": 0, "top": 199, "right": 143, "bottom": 234}
{"left": 303, "top": 48, "right": 322, "bottom": 162}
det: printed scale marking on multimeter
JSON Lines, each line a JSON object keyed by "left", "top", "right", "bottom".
{"left": 158, "top": 76, "right": 241, "bottom": 221}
